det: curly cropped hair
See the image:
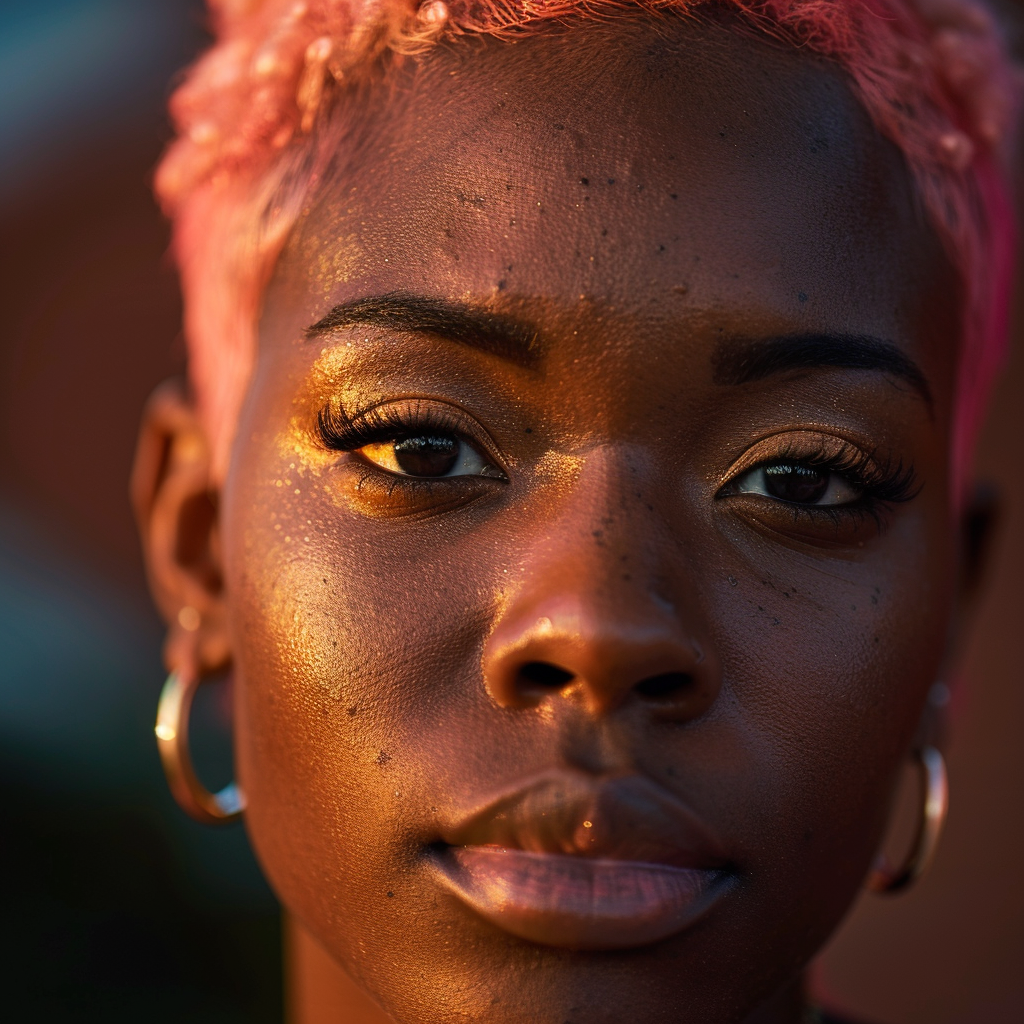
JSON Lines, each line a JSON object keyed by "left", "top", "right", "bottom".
{"left": 156, "top": 0, "right": 1020, "bottom": 491}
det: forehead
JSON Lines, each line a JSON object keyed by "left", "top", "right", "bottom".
{"left": 264, "top": 13, "right": 954, "bottom": 390}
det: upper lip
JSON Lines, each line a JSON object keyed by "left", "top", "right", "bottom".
{"left": 438, "top": 770, "right": 729, "bottom": 870}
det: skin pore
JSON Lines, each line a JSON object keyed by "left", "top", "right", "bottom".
{"left": 136, "top": 12, "right": 977, "bottom": 1024}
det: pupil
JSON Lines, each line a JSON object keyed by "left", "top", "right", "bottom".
{"left": 764, "top": 463, "right": 828, "bottom": 504}
{"left": 393, "top": 435, "right": 459, "bottom": 477}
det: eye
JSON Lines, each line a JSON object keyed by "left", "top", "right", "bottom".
{"left": 358, "top": 434, "right": 505, "bottom": 479}
{"left": 726, "top": 461, "right": 862, "bottom": 506}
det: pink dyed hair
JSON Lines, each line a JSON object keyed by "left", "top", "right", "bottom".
{"left": 156, "top": 0, "right": 1019, "bottom": 490}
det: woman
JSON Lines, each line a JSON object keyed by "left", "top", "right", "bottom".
{"left": 133, "top": 1, "right": 1019, "bottom": 1021}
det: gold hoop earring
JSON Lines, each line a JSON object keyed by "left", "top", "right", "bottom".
{"left": 868, "top": 745, "right": 948, "bottom": 894}
{"left": 155, "top": 669, "right": 245, "bottom": 825}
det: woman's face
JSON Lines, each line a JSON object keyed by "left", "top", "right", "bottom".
{"left": 201, "top": 17, "right": 961, "bottom": 1024}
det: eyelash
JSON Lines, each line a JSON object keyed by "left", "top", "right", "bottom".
{"left": 316, "top": 403, "right": 918, "bottom": 533}
{"left": 724, "top": 439, "right": 919, "bottom": 526}
{"left": 316, "top": 401, "right": 464, "bottom": 451}
{"left": 315, "top": 400, "right": 501, "bottom": 490}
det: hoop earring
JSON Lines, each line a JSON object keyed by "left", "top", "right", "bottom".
{"left": 868, "top": 745, "right": 948, "bottom": 894}
{"left": 155, "top": 669, "right": 245, "bottom": 825}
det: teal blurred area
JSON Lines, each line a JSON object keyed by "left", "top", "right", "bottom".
{"left": 0, "top": 0, "right": 187, "bottom": 191}
{"left": 0, "top": 1, "right": 281, "bottom": 1020}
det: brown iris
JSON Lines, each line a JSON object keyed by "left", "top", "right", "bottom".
{"left": 763, "top": 463, "right": 829, "bottom": 504}
{"left": 392, "top": 435, "right": 460, "bottom": 476}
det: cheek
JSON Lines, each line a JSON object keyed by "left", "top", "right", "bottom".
{"left": 221, "top": 397, "right": 958, "bottom": 1021}
{"left": 225, "top": 459, "right": 499, "bottom": 953}
{"left": 700, "top": 500, "right": 955, "bottom": 899}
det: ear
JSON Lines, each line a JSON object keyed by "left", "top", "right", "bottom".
{"left": 131, "top": 378, "right": 230, "bottom": 677}
{"left": 947, "top": 480, "right": 1001, "bottom": 666}
{"left": 916, "top": 480, "right": 1001, "bottom": 748}
{"left": 959, "top": 481, "right": 1000, "bottom": 606}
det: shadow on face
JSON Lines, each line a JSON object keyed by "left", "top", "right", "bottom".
{"left": 143, "top": 12, "right": 968, "bottom": 1024}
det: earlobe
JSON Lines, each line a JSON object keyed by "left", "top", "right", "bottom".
{"left": 131, "top": 378, "right": 230, "bottom": 676}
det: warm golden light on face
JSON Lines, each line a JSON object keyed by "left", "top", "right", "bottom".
{"left": 220, "top": 18, "right": 963, "bottom": 1024}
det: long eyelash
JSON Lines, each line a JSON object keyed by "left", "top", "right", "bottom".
{"left": 769, "top": 439, "right": 920, "bottom": 506}
{"left": 316, "top": 400, "right": 466, "bottom": 452}
{"left": 739, "top": 440, "right": 920, "bottom": 536}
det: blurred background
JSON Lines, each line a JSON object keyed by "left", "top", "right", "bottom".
{"left": 0, "top": 1, "right": 1020, "bottom": 1022}
{"left": 0, "top": 2, "right": 279, "bottom": 1022}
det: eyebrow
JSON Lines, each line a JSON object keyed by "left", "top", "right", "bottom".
{"left": 712, "top": 333, "right": 933, "bottom": 408}
{"left": 305, "top": 291, "right": 542, "bottom": 369}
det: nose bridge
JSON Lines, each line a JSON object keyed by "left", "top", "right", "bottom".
{"left": 536, "top": 442, "right": 670, "bottom": 603}
{"left": 482, "top": 445, "right": 719, "bottom": 720}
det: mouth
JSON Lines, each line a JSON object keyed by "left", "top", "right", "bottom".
{"left": 427, "top": 771, "right": 734, "bottom": 950}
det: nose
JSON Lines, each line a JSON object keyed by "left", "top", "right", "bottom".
{"left": 482, "top": 597, "right": 719, "bottom": 720}
{"left": 482, "top": 483, "right": 720, "bottom": 724}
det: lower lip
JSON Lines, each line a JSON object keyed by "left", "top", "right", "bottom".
{"left": 431, "top": 845, "right": 729, "bottom": 950}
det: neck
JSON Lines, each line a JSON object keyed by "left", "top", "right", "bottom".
{"left": 742, "top": 976, "right": 811, "bottom": 1024}
{"left": 285, "top": 915, "right": 810, "bottom": 1024}
{"left": 286, "top": 916, "right": 394, "bottom": 1024}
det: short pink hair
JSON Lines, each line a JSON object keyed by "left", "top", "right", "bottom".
{"left": 156, "top": 0, "right": 1019, "bottom": 491}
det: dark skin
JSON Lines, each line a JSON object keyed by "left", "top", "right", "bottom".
{"left": 135, "top": 15, "right": 989, "bottom": 1024}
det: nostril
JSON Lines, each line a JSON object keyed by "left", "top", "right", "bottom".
{"left": 517, "top": 661, "right": 575, "bottom": 690}
{"left": 634, "top": 672, "right": 693, "bottom": 700}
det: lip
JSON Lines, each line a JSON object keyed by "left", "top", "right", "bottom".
{"left": 428, "top": 771, "right": 733, "bottom": 950}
